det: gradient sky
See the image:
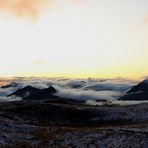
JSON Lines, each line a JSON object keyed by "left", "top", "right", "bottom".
{"left": 0, "top": 0, "right": 148, "bottom": 79}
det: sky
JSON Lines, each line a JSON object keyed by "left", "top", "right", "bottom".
{"left": 0, "top": 0, "right": 148, "bottom": 79}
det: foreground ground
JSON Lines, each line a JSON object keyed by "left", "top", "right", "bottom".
{"left": 0, "top": 100, "right": 147, "bottom": 147}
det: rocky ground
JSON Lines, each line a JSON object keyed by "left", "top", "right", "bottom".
{"left": 0, "top": 100, "right": 147, "bottom": 148}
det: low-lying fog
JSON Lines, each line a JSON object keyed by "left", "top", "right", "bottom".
{"left": 0, "top": 77, "right": 147, "bottom": 105}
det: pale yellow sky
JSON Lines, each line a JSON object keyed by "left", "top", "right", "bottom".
{"left": 0, "top": 0, "right": 148, "bottom": 79}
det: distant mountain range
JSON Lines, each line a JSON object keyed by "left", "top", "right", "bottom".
{"left": 119, "top": 79, "right": 148, "bottom": 101}
{"left": 7, "top": 85, "right": 85, "bottom": 104}
{"left": 1, "top": 82, "right": 19, "bottom": 88}
{"left": 8, "top": 85, "right": 60, "bottom": 100}
{"left": 4, "top": 79, "right": 148, "bottom": 101}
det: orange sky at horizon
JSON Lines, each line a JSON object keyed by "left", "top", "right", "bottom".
{"left": 0, "top": 0, "right": 147, "bottom": 79}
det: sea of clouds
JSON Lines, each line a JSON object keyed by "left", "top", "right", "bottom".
{"left": 0, "top": 77, "right": 137, "bottom": 103}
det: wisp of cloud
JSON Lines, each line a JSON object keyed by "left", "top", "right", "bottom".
{"left": 0, "top": 0, "right": 49, "bottom": 19}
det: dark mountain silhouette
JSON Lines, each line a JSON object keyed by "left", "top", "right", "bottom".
{"left": 119, "top": 79, "right": 148, "bottom": 100}
{"left": 127, "top": 79, "right": 148, "bottom": 93}
{"left": 8, "top": 85, "right": 60, "bottom": 100}
{"left": 8, "top": 85, "right": 40, "bottom": 98}
{"left": 25, "top": 86, "right": 59, "bottom": 100}
{"left": 1, "top": 82, "right": 18, "bottom": 88}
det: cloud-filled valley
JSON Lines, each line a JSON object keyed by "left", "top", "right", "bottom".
{"left": 0, "top": 77, "right": 136, "bottom": 103}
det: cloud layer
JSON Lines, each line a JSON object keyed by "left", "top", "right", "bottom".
{"left": 0, "top": 77, "right": 136, "bottom": 102}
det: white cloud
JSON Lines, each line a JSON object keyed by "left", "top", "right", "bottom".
{"left": 0, "top": 77, "right": 136, "bottom": 102}
{"left": 54, "top": 85, "right": 121, "bottom": 101}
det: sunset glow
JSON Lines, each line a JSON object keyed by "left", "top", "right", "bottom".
{"left": 0, "top": 0, "right": 148, "bottom": 79}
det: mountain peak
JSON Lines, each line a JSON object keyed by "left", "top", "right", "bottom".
{"left": 119, "top": 79, "right": 148, "bottom": 101}
{"left": 127, "top": 79, "right": 148, "bottom": 93}
{"left": 8, "top": 85, "right": 40, "bottom": 98}
{"left": 45, "top": 86, "right": 57, "bottom": 94}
